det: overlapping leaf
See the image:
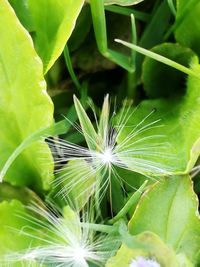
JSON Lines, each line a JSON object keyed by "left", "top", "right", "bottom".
{"left": 9, "top": 0, "right": 84, "bottom": 73}
{"left": 0, "top": 0, "right": 54, "bottom": 190}
{"left": 129, "top": 175, "right": 200, "bottom": 263}
{"left": 117, "top": 61, "right": 200, "bottom": 174}
{"left": 0, "top": 200, "right": 39, "bottom": 266}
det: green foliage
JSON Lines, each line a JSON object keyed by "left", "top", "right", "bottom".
{"left": 175, "top": 0, "right": 200, "bottom": 57}
{"left": 117, "top": 62, "right": 200, "bottom": 174}
{"left": 106, "top": 232, "right": 189, "bottom": 267}
{"left": 0, "top": 0, "right": 200, "bottom": 266}
{"left": 0, "top": 0, "right": 54, "bottom": 190}
{"left": 0, "top": 200, "right": 38, "bottom": 258}
{"left": 142, "top": 43, "right": 196, "bottom": 98}
{"left": 55, "top": 160, "right": 96, "bottom": 210}
{"left": 9, "top": 0, "right": 84, "bottom": 73}
{"left": 129, "top": 175, "right": 200, "bottom": 263}
{"left": 74, "top": 95, "right": 98, "bottom": 151}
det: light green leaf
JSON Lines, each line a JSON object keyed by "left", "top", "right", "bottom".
{"left": 0, "top": 119, "right": 70, "bottom": 184}
{"left": 56, "top": 160, "right": 95, "bottom": 211}
{"left": 0, "top": 0, "right": 54, "bottom": 190}
{"left": 106, "top": 232, "right": 181, "bottom": 267}
{"left": 129, "top": 175, "right": 200, "bottom": 263}
{"left": 104, "top": 0, "right": 144, "bottom": 6}
{"left": 74, "top": 95, "right": 98, "bottom": 151}
{"left": 117, "top": 62, "right": 200, "bottom": 175}
{"left": 8, "top": 0, "right": 34, "bottom": 32}
{"left": 9, "top": 0, "right": 84, "bottom": 73}
{"left": 0, "top": 200, "right": 38, "bottom": 261}
{"left": 175, "top": 0, "right": 200, "bottom": 57}
{"left": 62, "top": 205, "right": 82, "bottom": 241}
{"left": 99, "top": 94, "right": 109, "bottom": 145}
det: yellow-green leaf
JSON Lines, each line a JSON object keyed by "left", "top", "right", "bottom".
{"left": 0, "top": 0, "right": 54, "bottom": 190}
{"left": 9, "top": 0, "right": 84, "bottom": 73}
{"left": 129, "top": 176, "right": 200, "bottom": 263}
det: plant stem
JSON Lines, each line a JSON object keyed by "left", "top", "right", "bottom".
{"left": 81, "top": 222, "right": 117, "bottom": 234}
{"left": 64, "top": 45, "right": 81, "bottom": 92}
{"left": 115, "top": 39, "right": 200, "bottom": 79}
{"left": 108, "top": 180, "right": 148, "bottom": 224}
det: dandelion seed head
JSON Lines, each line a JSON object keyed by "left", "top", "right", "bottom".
{"left": 41, "top": 95, "right": 175, "bottom": 203}
{"left": 4, "top": 203, "right": 118, "bottom": 267}
{"left": 72, "top": 246, "right": 88, "bottom": 266}
{"left": 22, "top": 251, "right": 36, "bottom": 260}
{"left": 99, "top": 148, "right": 114, "bottom": 164}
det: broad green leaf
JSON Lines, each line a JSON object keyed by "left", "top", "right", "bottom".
{"left": 117, "top": 62, "right": 200, "bottom": 175}
{"left": 0, "top": 0, "right": 54, "bottom": 190}
{"left": 74, "top": 95, "right": 98, "bottom": 151}
{"left": 175, "top": 0, "right": 200, "bottom": 57}
{"left": 106, "top": 232, "right": 182, "bottom": 267}
{"left": 142, "top": 43, "right": 196, "bottom": 98}
{"left": 9, "top": 0, "right": 84, "bottom": 73}
{"left": 129, "top": 176, "right": 200, "bottom": 263}
{"left": 104, "top": 0, "right": 144, "bottom": 6}
{"left": 0, "top": 120, "right": 66, "bottom": 185}
{"left": 0, "top": 200, "right": 39, "bottom": 266}
{"left": 8, "top": 0, "right": 34, "bottom": 32}
{"left": 56, "top": 160, "right": 95, "bottom": 210}
{"left": 62, "top": 205, "right": 82, "bottom": 241}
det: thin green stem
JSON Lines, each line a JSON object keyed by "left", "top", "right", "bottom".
{"left": 115, "top": 39, "right": 200, "bottom": 79}
{"left": 127, "top": 14, "right": 137, "bottom": 97}
{"left": 90, "top": 0, "right": 135, "bottom": 72}
{"left": 64, "top": 45, "right": 81, "bottom": 92}
{"left": 130, "top": 14, "right": 137, "bottom": 67}
{"left": 108, "top": 180, "right": 148, "bottom": 224}
{"left": 81, "top": 222, "right": 117, "bottom": 234}
{"left": 127, "top": 71, "right": 137, "bottom": 98}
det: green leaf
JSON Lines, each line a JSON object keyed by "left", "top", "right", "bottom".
{"left": 104, "top": 0, "right": 144, "bottom": 6}
{"left": 68, "top": 4, "right": 92, "bottom": 52}
{"left": 0, "top": 117, "right": 73, "bottom": 184}
{"left": 55, "top": 160, "right": 96, "bottom": 211}
{"left": 106, "top": 231, "right": 182, "bottom": 267}
{"left": 117, "top": 63, "right": 200, "bottom": 174}
{"left": 8, "top": 0, "right": 34, "bottom": 32}
{"left": 9, "top": 0, "right": 84, "bottom": 73}
{"left": 142, "top": 43, "right": 197, "bottom": 98}
{"left": 175, "top": 0, "right": 200, "bottom": 57}
{"left": 74, "top": 95, "right": 98, "bottom": 151}
{"left": 135, "top": 1, "right": 172, "bottom": 80}
{"left": 0, "top": 200, "right": 38, "bottom": 260}
{"left": 99, "top": 94, "right": 109, "bottom": 145}
{"left": 0, "top": 0, "right": 54, "bottom": 190}
{"left": 62, "top": 205, "right": 82, "bottom": 241}
{"left": 129, "top": 175, "right": 200, "bottom": 263}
